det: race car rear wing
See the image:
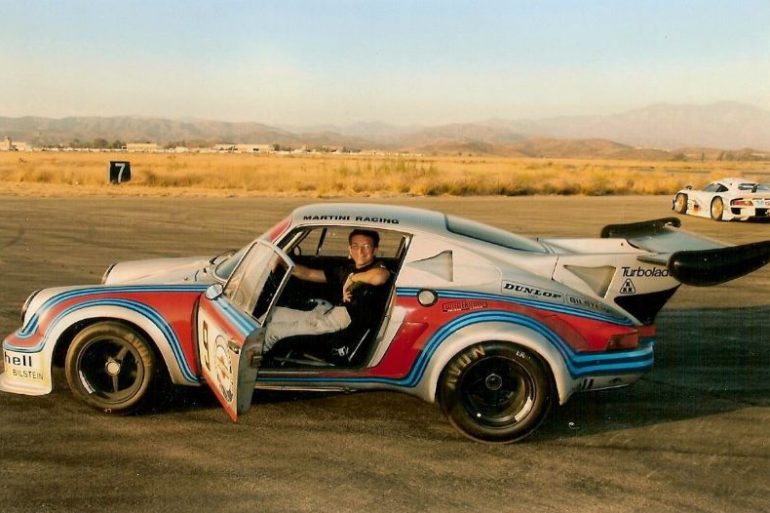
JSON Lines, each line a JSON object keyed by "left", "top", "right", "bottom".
{"left": 601, "top": 217, "right": 770, "bottom": 286}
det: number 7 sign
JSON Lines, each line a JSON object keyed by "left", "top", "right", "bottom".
{"left": 108, "top": 161, "right": 131, "bottom": 184}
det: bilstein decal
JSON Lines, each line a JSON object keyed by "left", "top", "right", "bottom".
{"left": 565, "top": 295, "right": 614, "bottom": 315}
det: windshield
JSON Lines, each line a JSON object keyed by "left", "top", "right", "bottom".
{"left": 213, "top": 217, "right": 291, "bottom": 281}
{"left": 214, "top": 247, "right": 247, "bottom": 281}
{"left": 223, "top": 242, "right": 291, "bottom": 324}
{"left": 445, "top": 215, "right": 546, "bottom": 252}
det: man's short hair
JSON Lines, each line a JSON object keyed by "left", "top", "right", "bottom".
{"left": 348, "top": 228, "right": 380, "bottom": 247}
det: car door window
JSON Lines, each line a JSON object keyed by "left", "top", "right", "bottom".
{"left": 224, "top": 242, "right": 291, "bottom": 323}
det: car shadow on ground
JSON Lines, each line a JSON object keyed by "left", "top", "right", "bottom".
{"left": 533, "top": 304, "right": 770, "bottom": 442}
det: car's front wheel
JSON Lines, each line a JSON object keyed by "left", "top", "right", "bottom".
{"left": 65, "top": 321, "right": 161, "bottom": 413}
{"left": 438, "top": 342, "right": 553, "bottom": 443}
{"left": 674, "top": 193, "right": 688, "bottom": 214}
{"left": 710, "top": 197, "right": 724, "bottom": 221}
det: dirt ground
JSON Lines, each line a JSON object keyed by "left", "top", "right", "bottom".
{"left": 0, "top": 195, "right": 768, "bottom": 513}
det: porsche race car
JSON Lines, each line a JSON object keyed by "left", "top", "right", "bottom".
{"left": 673, "top": 177, "right": 770, "bottom": 221}
{"left": 3, "top": 203, "right": 770, "bottom": 443}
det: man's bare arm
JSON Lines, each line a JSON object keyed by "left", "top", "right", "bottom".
{"left": 293, "top": 264, "right": 327, "bottom": 283}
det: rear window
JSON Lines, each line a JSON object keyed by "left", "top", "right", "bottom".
{"left": 445, "top": 215, "right": 545, "bottom": 252}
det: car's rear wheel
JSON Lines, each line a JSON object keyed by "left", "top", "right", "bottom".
{"left": 438, "top": 342, "right": 553, "bottom": 443}
{"left": 674, "top": 193, "right": 688, "bottom": 214}
{"left": 710, "top": 197, "right": 724, "bottom": 221}
{"left": 65, "top": 321, "right": 159, "bottom": 413}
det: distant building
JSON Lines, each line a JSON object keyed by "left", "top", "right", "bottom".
{"left": 0, "top": 137, "right": 31, "bottom": 151}
{"left": 236, "top": 144, "right": 273, "bottom": 154}
{"left": 1, "top": 136, "right": 18, "bottom": 151}
{"left": 212, "top": 143, "right": 273, "bottom": 153}
{"left": 126, "top": 143, "right": 159, "bottom": 152}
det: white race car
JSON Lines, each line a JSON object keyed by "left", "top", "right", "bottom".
{"left": 3, "top": 204, "right": 770, "bottom": 443}
{"left": 673, "top": 177, "right": 770, "bottom": 221}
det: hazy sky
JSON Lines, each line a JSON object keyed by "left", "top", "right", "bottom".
{"left": 1, "top": 0, "right": 768, "bottom": 126}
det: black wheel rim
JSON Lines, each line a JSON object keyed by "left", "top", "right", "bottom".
{"left": 76, "top": 337, "right": 145, "bottom": 404}
{"left": 459, "top": 356, "right": 535, "bottom": 427}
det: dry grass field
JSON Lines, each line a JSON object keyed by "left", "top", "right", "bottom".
{"left": 2, "top": 151, "right": 769, "bottom": 197}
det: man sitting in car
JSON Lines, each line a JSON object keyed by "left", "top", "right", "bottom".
{"left": 264, "top": 228, "right": 391, "bottom": 351}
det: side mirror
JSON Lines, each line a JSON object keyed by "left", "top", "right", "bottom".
{"left": 205, "top": 283, "right": 224, "bottom": 300}
{"left": 685, "top": 185, "right": 693, "bottom": 190}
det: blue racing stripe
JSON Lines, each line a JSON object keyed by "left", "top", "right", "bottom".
{"left": 210, "top": 297, "right": 259, "bottom": 336}
{"left": 18, "top": 284, "right": 207, "bottom": 338}
{"left": 396, "top": 287, "right": 633, "bottom": 326}
{"left": 258, "top": 309, "right": 654, "bottom": 388}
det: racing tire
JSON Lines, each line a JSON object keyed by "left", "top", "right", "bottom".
{"left": 710, "top": 197, "right": 724, "bottom": 221}
{"left": 673, "top": 193, "right": 688, "bottom": 214}
{"left": 65, "top": 321, "right": 161, "bottom": 414}
{"left": 438, "top": 342, "right": 553, "bottom": 444}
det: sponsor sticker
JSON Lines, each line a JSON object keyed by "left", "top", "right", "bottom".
{"left": 214, "top": 336, "right": 234, "bottom": 404}
{"left": 619, "top": 279, "right": 637, "bottom": 295}
{"left": 4, "top": 350, "right": 45, "bottom": 383}
{"left": 621, "top": 266, "right": 670, "bottom": 278}
{"left": 302, "top": 214, "right": 400, "bottom": 224}
{"left": 564, "top": 295, "right": 615, "bottom": 315}
{"left": 502, "top": 281, "right": 563, "bottom": 300}
{"left": 442, "top": 299, "right": 488, "bottom": 313}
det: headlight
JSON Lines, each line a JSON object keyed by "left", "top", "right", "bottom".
{"left": 101, "top": 263, "right": 116, "bottom": 284}
{"left": 21, "top": 290, "right": 41, "bottom": 324}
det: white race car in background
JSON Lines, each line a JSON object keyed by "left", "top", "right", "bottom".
{"left": 673, "top": 177, "right": 770, "bottom": 221}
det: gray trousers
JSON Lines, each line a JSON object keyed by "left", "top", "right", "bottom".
{"left": 264, "top": 300, "right": 351, "bottom": 351}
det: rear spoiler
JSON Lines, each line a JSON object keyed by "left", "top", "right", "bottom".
{"left": 601, "top": 217, "right": 770, "bottom": 286}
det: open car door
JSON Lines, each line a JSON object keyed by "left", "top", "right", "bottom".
{"left": 196, "top": 241, "right": 293, "bottom": 421}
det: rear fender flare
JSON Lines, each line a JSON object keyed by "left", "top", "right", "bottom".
{"left": 417, "top": 321, "right": 573, "bottom": 406}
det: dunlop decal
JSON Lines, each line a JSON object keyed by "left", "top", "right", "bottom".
{"left": 502, "top": 281, "right": 563, "bottom": 300}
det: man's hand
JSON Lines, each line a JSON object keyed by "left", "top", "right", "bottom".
{"left": 342, "top": 273, "right": 356, "bottom": 303}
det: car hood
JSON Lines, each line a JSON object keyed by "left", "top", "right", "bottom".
{"left": 102, "top": 255, "right": 221, "bottom": 285}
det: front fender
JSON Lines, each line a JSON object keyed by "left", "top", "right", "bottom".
{"left": 5, "top": 303, "right": 199, "bottom": 393}
{"left": 415, "top": 320, "right": 573, "bottom": 406}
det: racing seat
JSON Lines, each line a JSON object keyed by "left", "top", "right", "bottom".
{"left": 265, "top": 280, "right": 393, "bottom": 368}
{"left": 267, "top": 324, "right": 373, "bottom": 368}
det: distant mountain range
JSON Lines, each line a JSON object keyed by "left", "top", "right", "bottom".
{"left": 2, "top": 102, "right": 769, "bottom": 158}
